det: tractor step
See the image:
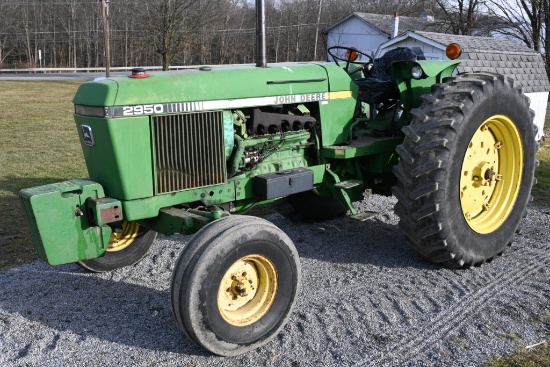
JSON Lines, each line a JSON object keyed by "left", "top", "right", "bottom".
{"left": 333, "top": 180, "right": 362, "bottom": 190}
{"left": 351, "top": 211, "right": 379, "bottom": 221}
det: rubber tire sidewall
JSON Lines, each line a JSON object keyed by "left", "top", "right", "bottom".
{"left": 78, "top": 229, "right": 157, "bottom": 272}
{"left": 172, "top": 216, "right": 301, "bottom": 356}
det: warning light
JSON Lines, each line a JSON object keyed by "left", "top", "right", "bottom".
{"left": 446, "top": 43, "right": 462, "bottom": 60}
{"left": 346, "top": 48, "right": 359, "bottom": 62}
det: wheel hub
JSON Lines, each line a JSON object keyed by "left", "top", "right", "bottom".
{"left": 217, "top": 255, "right": 278, "bottom": 327}
{"left": 107, "top": 221, "right": 140, "bottom": 252}
{"left": 230, "top": 274, "right": 253, "bottom": 297}
{"left": 459, "top": 116, "right": 523, "bottom": 234}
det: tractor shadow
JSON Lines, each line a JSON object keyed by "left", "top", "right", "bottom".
{"left": 266, "top": 211, "right": 439, "bottom": 271}
{"left": 0, "top": 263, "right": 209, "bottom": 357}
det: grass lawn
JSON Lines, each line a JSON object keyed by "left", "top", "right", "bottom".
{"left": 0, "top": 80, "right": 548, "bottom": 365}
{"left": 0, "top": 80, "right": 87, "bottom": 269}
{"left": 486, "top": 341, "right": 550, "bottom": 367}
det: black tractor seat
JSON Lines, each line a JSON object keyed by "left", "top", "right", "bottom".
{"left": 355, "top": 47, "right": 417, "bottom": 105}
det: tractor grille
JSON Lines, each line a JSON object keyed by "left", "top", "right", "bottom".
{"left": 153, "top": 111, "right": 227, "bottom": 194}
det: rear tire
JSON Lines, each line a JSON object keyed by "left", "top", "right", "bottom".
{"left": 393, "top": 72, "right": 536, "bottom": 268}
{"left": 170, "top": 215, "right": 301, "bottom": 356}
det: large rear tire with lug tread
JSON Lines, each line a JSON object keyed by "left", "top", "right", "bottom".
{"left": 393, "top": 72, "right": 536, "bottom": 268}
{"left": 170, "top": 215, "right": 301, "bottom": 356}
{"left": 78, "top": 221, "right": 157, "bottom": 272}
{"left": 272, "top": 190, "right": 347, "bottom": 221}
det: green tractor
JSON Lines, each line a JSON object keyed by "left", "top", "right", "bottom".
{"left": 19, "top": 8, "right": 536, "bottom": 356}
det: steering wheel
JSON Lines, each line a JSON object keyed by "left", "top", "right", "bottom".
{"left": 327, "top": 46, "right": 373, "bottom": 74}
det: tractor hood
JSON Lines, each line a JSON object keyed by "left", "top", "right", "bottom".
{"left": 73, "top": 63, "right": 353, "bottom": 114}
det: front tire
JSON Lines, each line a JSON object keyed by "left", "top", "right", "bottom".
{"left": 170, "top": 215, "right": 301, "bottom": 356}
{"left": 393, "top": 72, "right": 536, "bottom": 268}
{"left": 78, "top": 221, "right": 157, "bottom": 272}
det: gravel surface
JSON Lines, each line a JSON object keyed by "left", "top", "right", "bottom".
{"left": 1, "top": 195, "right": 549, "bottom": 367}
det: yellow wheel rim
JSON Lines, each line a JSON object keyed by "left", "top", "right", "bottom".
{"left": 459, "top": 115, "right": 523, "bottom": 234}
{"left": 217, "top": 254, "right": 278, "bottom": 327}
{"left": 107, "top": 221, "right": 140, "bottom": 252}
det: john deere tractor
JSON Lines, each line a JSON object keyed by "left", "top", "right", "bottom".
{"left": 19, "top": 6, "right": 536, "bottom": 356}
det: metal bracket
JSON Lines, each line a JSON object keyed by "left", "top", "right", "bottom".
{"left": 144, "top": 206, "right": 230, "bottom": 235}
{"left": 86, "top": 197, "right": 123, "bottom": 226}
{"left": 333, "top": 179, "right": 363, "bottom": 190}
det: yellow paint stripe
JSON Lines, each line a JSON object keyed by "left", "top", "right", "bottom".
{"left": 328, "top": 91, "right": 353, "bottom": 100}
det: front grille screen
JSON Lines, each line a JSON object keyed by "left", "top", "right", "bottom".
{"left": 153, "top": 111, "right": 227, "bottom": 194}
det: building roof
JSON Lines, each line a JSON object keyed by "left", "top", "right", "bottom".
{"left": 381, "top": 30, "right": 550, "bottom": 93}
{"left": 421, "top": 31, "right": 550, "bottom": 93}
{"left": 415, "top": 31, "right": 537, "bottom": 54}
{"left": 323, "top": 12, "right": 449, "bottom": 36}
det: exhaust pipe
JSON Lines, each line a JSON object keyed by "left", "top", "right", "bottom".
{"left": 256, "top": 0, "right": 267, "bottom": 67}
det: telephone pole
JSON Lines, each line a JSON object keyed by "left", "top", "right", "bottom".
{"left": 101, "top": 0, "right": 111, "bottom": 77}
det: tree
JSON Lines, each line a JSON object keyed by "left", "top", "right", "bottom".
{"left": 487, "top": 0, "right": 544, "bottom": 51}
{"left": 434, "top": 0, "right": 486, "bottom": 35}
{"left": 139, "top": 0, "right": 218, "bottom": 70}
{"left": 0, "top": 2, "right": 17, "bottom": 66}
{"left": 544, "top": 0, "right": 550, "bottom": 76}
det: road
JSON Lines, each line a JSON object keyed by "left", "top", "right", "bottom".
{"left": 0, "top": 71, "right": 128, "bottom": 81}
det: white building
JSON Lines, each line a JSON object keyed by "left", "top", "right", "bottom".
{"left": 323, "top": 12, "right": 448, "bottom": 60}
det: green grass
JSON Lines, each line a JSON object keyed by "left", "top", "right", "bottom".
{"left": 0, "top": 80, "right": 86, "bottom": 269}
{"left": 486, "top": 341, "right": 550, "bottom": 367}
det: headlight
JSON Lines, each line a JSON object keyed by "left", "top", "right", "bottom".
{"left": 411, "top": 65, "right": 424, "bottom": 79}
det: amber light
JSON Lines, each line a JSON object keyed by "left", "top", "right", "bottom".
{"left": 346, "top": 48, "right": 359, "bottom": 61}
{"left": 446, "top": 43, "right": 462, "bottom": 60}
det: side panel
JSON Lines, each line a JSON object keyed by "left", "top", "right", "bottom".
{"left": 75, "top": 115, "right": 154, "bottom": 200}
{"left": 318, "top": 98, "right": 357, "bottom": 146}
{"left": 316, "top": 63, "right": 359, "bottom": 146}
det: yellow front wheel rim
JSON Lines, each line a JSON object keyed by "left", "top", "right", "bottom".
{"left": 107, "top": 221, "right": 140, "bottom": 252}
{"left": 459, "top": 115, "right": 523, "bottom": 234}
{"left": 217, "top": 254, "right": 278, "bottom": 327}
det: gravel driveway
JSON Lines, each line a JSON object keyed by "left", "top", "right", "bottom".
{"left": 1, "top": 195, "right": 549, "bottom": 367}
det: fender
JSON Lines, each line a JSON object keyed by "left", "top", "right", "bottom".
{"left": 392, "top": 60, "right": 460, "bottom": 115}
